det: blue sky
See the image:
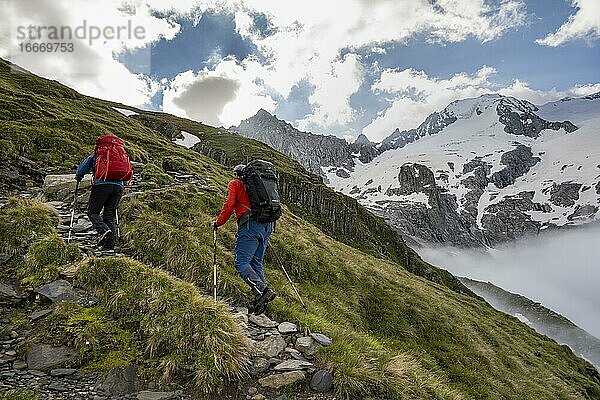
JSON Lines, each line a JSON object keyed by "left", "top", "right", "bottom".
{"left": 2, "top": 0, "right": 599, "bottom": 141}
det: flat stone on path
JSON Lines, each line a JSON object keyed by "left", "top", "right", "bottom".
{"left": 50, "top": 368, "right": 77, "bottom": 377}
{"left": 29, "top": 309, "right": 53, "bottom": 321}
{"left": 295, "top": 336, "right": 322, "bottom": 358}
{"left": 249, "top": 357, "right": 270, "bottom": 376}
{"left": 277, "top": 322, "right": 297, "bottom": 334}
{"left": 249, "top": 314, "right": 277, "bottom": 328}
{"left": 136, "top": 391, "right": 176, "bottom": 400}
{"left": 311, "top": 333, "right": 332, "bottom": 346}
{"left": 258, "top": 371, "right": 306, "bottom": 389}
{"left": 26, "top": 344, "right": 76, "bottom": 370}
{"left": 35, "top": 280, "right": 76, "bottom": 303}
{"left": 259, "top": 336, "right": 286, "bottom": 358}
{"left": 12, "top": 360, "right": 27, "bottom": 370}
{"left": 0, "top": 283, "right": 24, "bottom": 303}
{"left": 273, "top": 359, "right": 313, "bottom": 371}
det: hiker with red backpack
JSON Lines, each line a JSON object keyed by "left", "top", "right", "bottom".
{"left": 75, "top": 135, "right": 133, "bottom": 251}
{"left": 211, "top": 160, "right": 282, "bottom": 314}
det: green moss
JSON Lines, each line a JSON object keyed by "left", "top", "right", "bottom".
{"left": 44, "top": 302, "right": 141, "bottom": 374}
{"left": 9, "top": 311, "right": 27, "bottom": 327}
{"left": 20, "top": 234, "right": 81, "bottom": 287}
{"left": 0, "top": 198, "right": 58, "bottom": 255}
{"left": 0, "top": 389, "right": 38, "bottom": 400}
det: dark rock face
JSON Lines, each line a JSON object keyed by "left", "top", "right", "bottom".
{"left": 234, "top": 109, "right": 379, "bottom": 176}
{"left": 490, "top": 145, "right": 540, "bottom": 189}
{"left": 548, "top": 182, "right": 582, "bottom": 207}
{"left": 386, "top": 164, "right": 435, "bottom": 197}
{"left": 382, "top": 163, "right": 487, "bottom": 246}
{"left": 568, "top": 204, "right": 598, "bottom": 221}
{"left": 496, "top": 98, "right": 578, "bottom": 138}
{"left": 481, "top": 192, "right": 550, "bottom": 244}
{"left": 460, "top": 158, "right": 491, "bottom": 218}
{"left": 131, "top": 114, "right": 181, "bottom": 140}
{"left": 377, "top": 162, "right": 557, "bottom": 247}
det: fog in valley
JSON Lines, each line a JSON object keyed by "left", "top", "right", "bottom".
{"left": 418, "top": 223, "right": 600, "bottom": 338}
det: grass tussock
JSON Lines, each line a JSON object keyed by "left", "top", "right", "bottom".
{"left": 140, "top": 163, "right": 174, "bottom": 189}
{"left": 0, "top": 198, "right": 58, "bottom": 255}
{"left": 76, "top": 257, "right": 251, "bottom": 393}
{"left": 21, "top": 233, "right": 81, "bottom": 287}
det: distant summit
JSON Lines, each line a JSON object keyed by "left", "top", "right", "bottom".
{"left": 233, "top": 109, "right": 379, "bottom": 179}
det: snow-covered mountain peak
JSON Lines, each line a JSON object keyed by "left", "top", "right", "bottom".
{"left": 329, "top": 93, "right": 599, "bottom": 247}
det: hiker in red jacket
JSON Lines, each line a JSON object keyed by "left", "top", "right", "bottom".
{"left": 75, "top": 136, "right": 132, "bottom": 251}
{"left": 211, "top": 164, "right": 276, "bottom": 314}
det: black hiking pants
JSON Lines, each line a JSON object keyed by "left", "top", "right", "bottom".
{"left": 87, "top": 184, "right": 123, "bottom": 248}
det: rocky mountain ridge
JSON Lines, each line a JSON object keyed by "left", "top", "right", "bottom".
{"left": 233, "top": 110, "right": 380, "bottom": 178}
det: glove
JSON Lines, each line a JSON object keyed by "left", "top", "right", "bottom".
{"left": 210, "top": 221, "right": 218, "bottom": 230}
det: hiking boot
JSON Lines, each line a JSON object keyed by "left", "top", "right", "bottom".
{"left": 253, "top": 287, "right": 277, "bottom": 315}
{"left": 96, "top": 230, "right": 112, "bottom": 247}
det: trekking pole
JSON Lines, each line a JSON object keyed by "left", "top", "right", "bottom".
{"left": 269, "top": 244, "right": 308, "bottom": 312}
{"left": 115, "top": 209, "right": 120, "bottom": 240}
{"left": 212, "top": 228, "right": 218, "bottom": 302}
{"left": 67, "top": 181, "right": 80, "bottom": 243}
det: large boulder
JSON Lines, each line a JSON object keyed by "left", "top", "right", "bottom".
{"left": 258, "top": 371, "right": 306, "bottom": 389}
{"left": 26, "top": 344, "right": 76, "bottom": 370}
{"left": 43, "top": 174, "right": 91, "bottom": 202}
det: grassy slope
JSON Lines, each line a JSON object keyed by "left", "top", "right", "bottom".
{"left": 1, "top": 59, "right": 599, "bottom": 399}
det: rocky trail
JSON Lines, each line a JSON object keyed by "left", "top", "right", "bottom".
{"left": 0, "top": 165, "right": 336, "bottom": 399}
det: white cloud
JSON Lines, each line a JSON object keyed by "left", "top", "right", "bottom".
{"left": 163, "top": 58, "right": 276, "bottom": 127}
{"left": 296, "top": 53, "right": 364, "bottom": 130}
{"left": 225, "top": 0, "right": 527, "bottom": 131}
{"left": 0, "top": 0, "right": 180, "bottom": 106}
{"left": 537, "top": 0, "right": 600, "bottom": 46}
{"left": 362, "top": 66, "right": 600, "bottom": 142}
{"left": 0, "top": 0, "right": 530, "bottom": 129}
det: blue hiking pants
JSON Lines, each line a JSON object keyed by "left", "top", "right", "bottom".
{"left": 234, "top": 220, "right": 273, "bottom": 297}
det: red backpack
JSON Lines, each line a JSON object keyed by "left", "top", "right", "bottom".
{"left": 94, "top": 135, "right": 133, "bottom": 182}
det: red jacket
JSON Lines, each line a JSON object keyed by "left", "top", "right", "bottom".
{"left": 216, "top": 179, "right": 251, "bottom": 226}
